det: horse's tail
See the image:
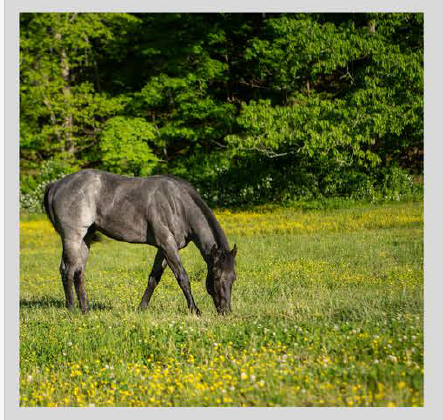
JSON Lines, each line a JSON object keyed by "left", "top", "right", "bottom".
{"left": 43, "top": 181, "right": 56, "bottom": 228}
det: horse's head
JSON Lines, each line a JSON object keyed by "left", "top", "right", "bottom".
{"left": 207, "top": 244, "right": 237, "bottom": 315}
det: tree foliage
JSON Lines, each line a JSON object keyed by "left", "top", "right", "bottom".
{"left": 20, "top": 13, "right": 423, "bottom": 208}
{"left": 99, "top": 116, "right": 158, "bottom": 176}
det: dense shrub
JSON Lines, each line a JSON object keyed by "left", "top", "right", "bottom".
{"left": 20, "top": 159, "right": 71, "bottom": 214}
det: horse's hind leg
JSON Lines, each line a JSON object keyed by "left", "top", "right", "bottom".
{"left": 59, "top": 258, "right": 74, "bottom": 310}
{"left": 139, "top": 249, "right": 167, "bottom": 311}
{"left": 73, "top": 239, "right": 90, "bottom": 313}
{"left": 61, "top": 233, "right": 90, "bottom": 313}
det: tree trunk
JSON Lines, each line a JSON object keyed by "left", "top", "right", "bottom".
{"left": 55, "top": 31, "right": 75, "bottom": 155}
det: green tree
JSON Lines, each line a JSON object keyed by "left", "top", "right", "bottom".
{"left": 19, "top": 13, "right": 423, "bottom": 209}
{"left": 99, "top": 116, "right": 158, "bottom": 176}
{"left": 20, "top": 13, "right": 141, "bottom": 171}
{"left": 225, "top": 13, "right": 423, "bottom": 200}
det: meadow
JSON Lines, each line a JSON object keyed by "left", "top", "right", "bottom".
{"left": 19, "top": 201, "right": 423, "bottom": 407}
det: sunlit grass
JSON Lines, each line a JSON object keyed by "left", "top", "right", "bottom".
{"left": 20, "top": 201, "right": 423, "bottom": 406}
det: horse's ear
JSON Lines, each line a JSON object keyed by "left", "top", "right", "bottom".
{"left": 231, "top": 244, "right": 237, "bottom": 258}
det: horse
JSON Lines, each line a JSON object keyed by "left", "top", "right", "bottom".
{"left": 43, "top": 169, "right": 237, "bottom": 315}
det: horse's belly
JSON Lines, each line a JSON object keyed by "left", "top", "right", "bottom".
{"left": 95, "top": 214, "right": 148, "bottom": 244}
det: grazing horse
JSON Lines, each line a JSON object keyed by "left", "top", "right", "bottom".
{"left": 43, "top": 169, "right": 237, "bottom": 315}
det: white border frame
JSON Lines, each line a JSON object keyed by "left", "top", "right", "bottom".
{"left": 5, "top": 1, "right": 441, "bottom": 419}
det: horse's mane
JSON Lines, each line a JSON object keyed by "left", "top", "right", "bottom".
{"left": 162, "top": 175, "right": 230, "bottom": 252}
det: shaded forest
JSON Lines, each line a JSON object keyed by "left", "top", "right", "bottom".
{"left": 20, "top": 13, "right": 423, "bottom": 209}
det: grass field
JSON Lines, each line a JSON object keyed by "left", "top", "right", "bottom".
{"left": 19, "top": 201, "right": 423, "bottom": 407}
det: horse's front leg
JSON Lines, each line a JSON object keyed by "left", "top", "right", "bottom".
{"left": 139, "top": 249, "right": 167, "bottom": 311}
{"left": 161, "top": 242, "right": 201, "bottom": 316}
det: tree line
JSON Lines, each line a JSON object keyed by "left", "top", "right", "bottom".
{"left": 20, "top": 13, "right": 423, "bottom": 208}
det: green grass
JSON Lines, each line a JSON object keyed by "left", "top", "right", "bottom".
{"left": 20, "top": 201, "right": 423, "bottom": 407}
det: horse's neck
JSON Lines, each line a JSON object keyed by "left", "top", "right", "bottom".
{"left": 191, "top": 211, "right": 229, "bottom": 265}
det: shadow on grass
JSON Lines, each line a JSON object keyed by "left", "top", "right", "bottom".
{"left": 20, "top": 297, "right": 112, "bottom": 311}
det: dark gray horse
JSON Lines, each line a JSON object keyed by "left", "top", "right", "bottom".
{"left": 43, "top": 169, "right": 237, "bottom": 315}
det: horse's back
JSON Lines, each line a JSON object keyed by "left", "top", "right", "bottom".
{"left": 45, "top": 169, "right": 199, "bottom": 246}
